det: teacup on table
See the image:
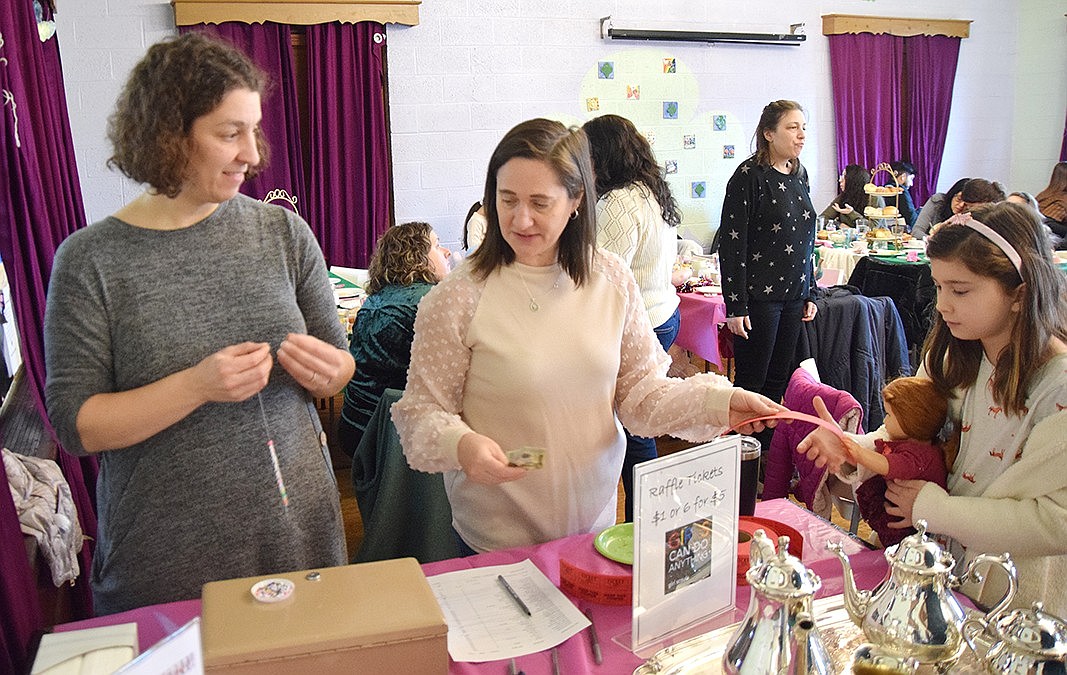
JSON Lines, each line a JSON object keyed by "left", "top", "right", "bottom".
{"left": 851, "top": 241, "right": 867, "bottom": 254}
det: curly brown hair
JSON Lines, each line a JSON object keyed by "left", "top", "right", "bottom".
{"left": 365, "top": 222, "right": 441, "bottom": 295}
{"left": 107, "top": 32, "right": 269, "bottom": 198}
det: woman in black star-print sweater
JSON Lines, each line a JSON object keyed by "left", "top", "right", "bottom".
{"left": 719, "top": 100, "right": 818, "bottom": 429}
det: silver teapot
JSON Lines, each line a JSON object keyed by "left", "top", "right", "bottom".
{"left": 722, "top": 529, "right": 833, "bottom": 674}
{"left": 829, "top": 519, "right": 1018, "bottom": 672}
{"left": 963, "top": 601, "right": 1067, "bottom": 673}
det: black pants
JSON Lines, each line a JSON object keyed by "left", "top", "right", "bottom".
{"left": 731, "top": 299, "right": 804, "bottom": 472}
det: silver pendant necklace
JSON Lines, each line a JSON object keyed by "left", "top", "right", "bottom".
{"left": 518, "top": 266, "right": 564, "bottom": 312}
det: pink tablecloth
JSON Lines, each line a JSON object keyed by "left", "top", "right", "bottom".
{"left": 675, "top": 291, "right": 729, "bottom": 368}
{"left": 55, "top": 499, "right": 886, "bottom": 674}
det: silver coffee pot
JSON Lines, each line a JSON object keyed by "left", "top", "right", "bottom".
{"left": 963, "top": 601, "right": 1067, "bottom": 673}
{"left": 722, "top": 529, "right": 833, "bottom": 674}
{"left": 829, "top": 519, "right": 1018, "bottom": 672}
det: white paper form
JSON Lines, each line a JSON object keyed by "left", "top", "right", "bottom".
{"left": 426, "top": 559, "right": 590, "bottom": 662}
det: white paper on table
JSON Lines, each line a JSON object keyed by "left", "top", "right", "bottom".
{"left": 426, "top": 558, "right": 591, "bottom": 662}
{"left": 113, "top": 618, "right": 203, "bottom": 675}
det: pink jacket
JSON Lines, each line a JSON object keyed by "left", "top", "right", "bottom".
{"left": 763, "top": 368, "right": 864, "bottom": 518}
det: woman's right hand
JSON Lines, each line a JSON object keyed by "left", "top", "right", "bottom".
{"left": 457, "top": 432, "right": 528, "bottom": 485}
{"left": 191, "top": 342, "right": 273, "bottom": 403}
{"left": 795, "top": 395, "right": 852, "bottom": 473}
{"left": 832, "top": 203, "right": 854, "bottom": 216}
{"left": 726, "top": 315, "right": 751, "bottom": 339}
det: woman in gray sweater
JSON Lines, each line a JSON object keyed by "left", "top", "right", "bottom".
{"left": 44, "top": 33, "right": 353, "bottom": 615}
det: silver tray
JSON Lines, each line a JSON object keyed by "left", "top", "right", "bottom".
{"left": 634, "top": 595, "right": 985, "bottom": 674}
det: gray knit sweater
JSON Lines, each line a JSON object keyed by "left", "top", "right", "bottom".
{"left": 44, "top": 195, "right": 347, "bottom": 615}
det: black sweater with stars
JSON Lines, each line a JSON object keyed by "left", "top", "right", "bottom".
{"left": 718, "top": 157, "right": 817, "bottom": 317}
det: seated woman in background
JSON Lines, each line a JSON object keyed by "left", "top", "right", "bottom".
{"left": 1036, "top": 161, "right": 1067, "bottom": 224}
{"left": 1008, "top": 191, "right": 1061, "bottom": 249}
{"left": 820, "top": 163, "right": 884, "bottom": 227}
{"left": 913, "top": 177, "right": 1005, "bottom": 237}
{"left": 338, "top": 221, "right": 451, "bottom": 457}
{"left": 912, "top": 177, "right": 969, "bottom": 238}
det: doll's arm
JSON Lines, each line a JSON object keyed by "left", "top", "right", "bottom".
{"left": 844, "top": 437, "right": 890, "bottom": 476}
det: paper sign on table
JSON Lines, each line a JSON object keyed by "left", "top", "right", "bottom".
{"left": 632, "top": 437, "right": 741, "bottom": 652}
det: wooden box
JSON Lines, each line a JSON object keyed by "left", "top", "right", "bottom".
{"left": 201, "top": 558, "right": 447, "bottom": 674}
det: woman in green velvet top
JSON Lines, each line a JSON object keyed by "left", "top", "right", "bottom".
{"left": 338, "top": 222, "right": 451, "bottom": 456}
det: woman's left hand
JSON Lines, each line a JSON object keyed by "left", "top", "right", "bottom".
{"left": 277, "top": 333, "right": 356, "bottom": 397}
{"left": 884, "top": 479, "right": 926, "bottom": 528}
{"left": 727, "top": 389, "right": 788, "bottom": 434}
{"left": 802, "top": 301, "right": 818, "bottom": 322}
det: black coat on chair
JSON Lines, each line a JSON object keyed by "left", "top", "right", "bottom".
{"left": 847, "top": 256, "right": 936, "bottom": 363}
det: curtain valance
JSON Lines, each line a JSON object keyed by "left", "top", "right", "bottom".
{"left": 173, "top": 0, "right": 420, "bottom": 26}
{"left": 822, "top": 14, "right": 970, "bottom": 39}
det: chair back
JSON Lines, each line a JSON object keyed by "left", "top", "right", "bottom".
{"left": 796, "top": 291, "right": 910, "bottom": 431}
{"left": 847, "top": 256, "right": 936, "bottom": 352}
{"left": 350, "top": 389, "right": 461, "bottom": 564}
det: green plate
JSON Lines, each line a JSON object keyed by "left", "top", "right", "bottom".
{"left": 594, "top": 522, "right": 634, "bottom": 565}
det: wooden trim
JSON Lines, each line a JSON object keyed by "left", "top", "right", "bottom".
{"left": 822, "top": 14, "right": 970, "bottom": 39}
{"left": 172, "top": 0, "right": 420, "bottom": 26}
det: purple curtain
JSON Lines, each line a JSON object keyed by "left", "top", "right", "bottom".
{"left": 829, "top": 32, "right": 962, "bottom": 207}
{"left": 305, "top": 22, "right": 391, "bottom": 267}
{"left": 828, "top": 33, "right": 904, "bottom": 174}
{"left": 1, "top": 0, "right": 98, "bottom": 667}
{"left": 901, "top": 35, "right": 961, "bottom": 206}
{"left": 182, "top": 22, "right": 306, "bottom": 212}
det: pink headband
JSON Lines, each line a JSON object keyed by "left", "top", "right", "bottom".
{"left": 944, "top": 213, "right": 1023, "bottom": 275}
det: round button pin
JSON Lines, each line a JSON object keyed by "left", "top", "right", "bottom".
{"left": 250, "top": 578, "right": 295, "bottom": 603}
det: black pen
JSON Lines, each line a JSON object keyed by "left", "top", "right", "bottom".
{"left": 497, "top": 574, "right": 532, "bottom": 616}
{"left": 584, "top": 608, "right": 603, "bottom": 665}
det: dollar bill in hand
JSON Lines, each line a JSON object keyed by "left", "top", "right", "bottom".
{"left": 506, "top": 446, "right": 546, "bottom": 469}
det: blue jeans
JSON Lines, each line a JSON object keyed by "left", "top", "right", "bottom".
{"left": 622, "top": 307, "right": 681, "bottom": 522}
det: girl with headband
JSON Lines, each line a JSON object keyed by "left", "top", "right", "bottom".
{"left": 799, "top": 200, "right": 1067, "bottom": 614}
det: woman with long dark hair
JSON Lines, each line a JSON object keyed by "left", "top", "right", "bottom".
{"left": 582, "top": 113, "right": 681, "bottom": 521}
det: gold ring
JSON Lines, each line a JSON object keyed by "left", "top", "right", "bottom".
{"left": 310, "top": 372, "right": 319, "bottom": 384}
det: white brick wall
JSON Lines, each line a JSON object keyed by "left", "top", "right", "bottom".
{"left": 51, "top": 1, "right": 1066, "bottom": 250}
